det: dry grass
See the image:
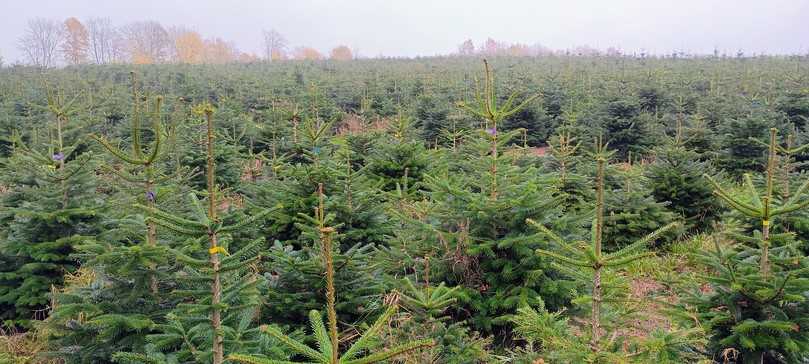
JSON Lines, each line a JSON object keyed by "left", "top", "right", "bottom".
{"left": 336, "top": 114, "right": 390, "bottom": 136}
{"left": 0, "top": 327, "right": 61, "bottom": 364}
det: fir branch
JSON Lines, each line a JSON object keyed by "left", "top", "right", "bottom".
{"left": 218, "top": 204, "right": 282, "bottom": 233}
{"left": 536, "top": 248, "right": 592, "bottom": 268}
{"left": 146, "top": 216, "right": 204, "bottom": 236}
{"left": 742, "top": 174, "right": 763, "bottom": 208}
{"left": 704, "top": 174, "right": 762, "bottom": 217}
{"left": 228, "top": 354, "right": 313, "bottom": 364}
{"left": 341, "top": 305, "right": 397, "bottom": 360}
{"left": 773, "top": 198, "right": 809, "bottom": 216}
{"left": 341, "top": 339, "right": 433, "bottom": 364}
{"left": 309, "top": 310, "right": 333, "bottom": 361}
{"left": 260, "top": 325, "right": 328, "bottom": 362}
{"left": 603, "top": 252, "right": 656, "bottom": 268}
{"left": 607, "top": 222, "right": 679, "bottom": 260}
{"left": 90, "top": 134, "right": 148, "bottom": 165}
{"left": 135, "top": 204, "right": 208, "bottom": 231}
{"left": 101, "top": 165, "right": 148, "bottom": 184}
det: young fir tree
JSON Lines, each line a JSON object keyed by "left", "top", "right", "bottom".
{"left": 645, "top": 120, "right": 721, "bottom": 233}
{"left": 751, "top": 130, "right": 809, "bottom": 254}
{"left": 85, "top": 72, "right": 169, "bottom": 292}
{"left": 44, "top": 74, "right": 192, "bottom": 362}
{"left": 407, "top": 60, "right": 576, "bottom": 337}
{"left": 543, "top": 108, "right": 593, "bottom": 211}
{"left": 229, "top": 184, "right": 432, "bottom": 364}
{"left": 601, "top": 160, "right": 682, "bottom": 251}
{"left": 382, "top": 264, "right": 494, "bottom": 364}
{"left": 690, "top": 128, "right": 809, "bottom": 363}
{"left": 715, "top": 110, "right": 776, "bottom": 178}
{"left": 244, "top": 112, "right": 388, "bottom": 327}
{"left": 365, "top": 112, "right": 432, "bottom": 193}
{"left": 113, "top": 103, "right": 278, "bottom": 364}
{"left": 0, "top": 88, "right": 102, "bottom": 327}
{"left": 525, "top": 139, "right": 679, "bottom": 361}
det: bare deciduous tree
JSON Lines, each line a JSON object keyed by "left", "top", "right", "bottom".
{"left": 87, "top": 17, "right": 120, "bottom": 64}
{"left": 457, "top": 39, "right": 475, "bottom": 56}
{"left": 121, "top": 21, "right": 170, "bottom": 64}
{"left": 18, "top": 18, "right": 64, "bottom": 68}
{"left": 262, "top": 29, "right": 287, "bottom": 61}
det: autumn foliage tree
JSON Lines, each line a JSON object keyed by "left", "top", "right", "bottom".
{"left": 293, "top": 47, "right": 324, "bottom": 60}
{"left": 61, "top": 17, "right": 89, "bottom": 65}
{"left": 329, "top": 45, "right": 353, "bottom": 61}
{"left": 172, "top": 29, "right": 205, "bottom": 64}
{"left": 203, "top": 38, "right": 238, "bottom": 64}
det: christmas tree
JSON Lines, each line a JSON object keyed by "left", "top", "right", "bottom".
{"left": 113, "top": 103, "right": 278, "bottom": 364}
{"left": 689, "top": 128, "right": 809, "bottom": 363}
{"left": 526, "top": 138, "right": 679, "bottom": 360}
{"left": 229, "top": 185, "right": 432, "bottom": 364}
{"left": 0, "top": 88, "right": 102, "bottom": 327}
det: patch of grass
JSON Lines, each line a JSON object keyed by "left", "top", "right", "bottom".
{"left": 0, "top": 327, "right": 59, "bottom": 364}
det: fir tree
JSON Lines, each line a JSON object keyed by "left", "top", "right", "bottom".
{"left": 383, "top": 265, "right": 494, "bottom": 363}
{"left": 243, "top": 114, "right": 390, "bottom": 327}
{"left": 116, "top": 103, "right": 278, "bottom": 364}
{"left": 527, "top": 139, "right": 679, "bottom": 357}
{"left": 692, "top": 128, "right": 809, "bottom": 363}
{"left": 405, "top": 60, "right": 574, "bottom": 338}
{"left": 89, "top": 72, "right": 169, "bottom": 293}
{"left": 716, "top": 111, "right": 775, "bottom": 177}
{"left": 601, "top": 161, "right": 682, "bottom": 251}
{"left": 0, "top": 87, "right": 102, "bottom": 327}
{"left": 44, "top": 73, "right": 193, "bottom": 362}
{"left": 601, "top": 97, "right": 656, "bottom": 160}
{"left": 645, "top": 123, "right": 721, "bottom": 232}
{"left": 544, "top": 110, "right": 592, "bottom": 211}
{"left": 416, "top": 93, "right": 449, "bottom": 146}
{"left": 229, "top": 185, "right": 432, "bottom": 364}
{"left": 365, "top": 113, "right": 432, "bottom": 193}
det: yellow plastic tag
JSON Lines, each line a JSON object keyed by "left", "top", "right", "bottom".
{"left": 208, "top": 246, "right": 229, "bottom": 255}
{"left": 762, "top": 220, "right": 770, "bottom": 227}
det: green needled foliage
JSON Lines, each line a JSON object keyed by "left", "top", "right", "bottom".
{"left": 397, "top": 277, "right": 459, "bottom": 319}
{"left": 528, "top": 138, "right": 679, "bottom": 355}
{"left": 44, "top": 74, "right": 180, "bottom": 362}
{"left": 687, "top": 128, "right": 809, "bottom": 363}
{"left": 646, "top": 143, "right": 720, "bottom": 233}
{"left": 120, "top": 104, "right": 278, "bottom": 364}
{"left": 4, "top": 49, "right": 809, "bottom": 364}
{"left": 457, "top": 59, "right": 539, "bottom": 201}
{"left": 705, "top": 128, "right": 809, "bottom": 276}
{"left": 229, "top": 185, "right": 432, "bottom": 364}
{"left": 90, "top": 73, "right": 168, "bottom": 251}
{"left": 0, "top": 86, "right": 102, "bottom": 328}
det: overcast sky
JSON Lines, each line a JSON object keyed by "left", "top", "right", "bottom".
{"left": 2, "top": 0, "right": 808, "bottom": 62}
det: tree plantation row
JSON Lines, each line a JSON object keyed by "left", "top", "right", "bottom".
{"left": 1, "top": 55, "right": 809, "bottom": 363}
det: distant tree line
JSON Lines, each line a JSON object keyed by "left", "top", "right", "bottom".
{"left": 12, "top": 17, "right": 806, "bottom": 69}
{"left": 14, "top": 17, "right": 357, "bottom": 68}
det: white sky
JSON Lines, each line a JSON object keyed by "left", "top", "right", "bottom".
{"left": 1, "top": 0, "right": 808, "bottom": 62}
